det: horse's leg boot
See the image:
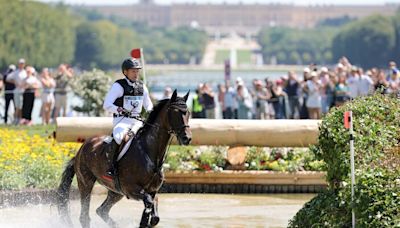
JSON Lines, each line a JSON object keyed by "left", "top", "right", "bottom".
{"left": 106, "top": 139, "right": 119, "bottom": 177}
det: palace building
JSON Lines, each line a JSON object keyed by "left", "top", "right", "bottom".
{"left": 88, "top": 1, "right": 398, "bottom": 35}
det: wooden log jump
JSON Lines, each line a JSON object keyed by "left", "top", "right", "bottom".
{"left": 56, "top": 117, "right": 320, "bottom": 147}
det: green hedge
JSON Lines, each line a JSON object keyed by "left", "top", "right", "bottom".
{"left": 289, "top": 93, "right": 400, "bottom": 227}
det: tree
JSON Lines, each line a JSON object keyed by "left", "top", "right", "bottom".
{"left": 0, "top": 1, "right": 75, "bottom": 69}
{"left": 332, "top": 15, "right": 395, "bottom": 68}
{"left": 257, "top": 26, "right": 337, "bottom": 65}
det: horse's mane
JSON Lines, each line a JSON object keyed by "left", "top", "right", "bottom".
{"left": 146, "top": 99, "right": 169, "bottom": 125}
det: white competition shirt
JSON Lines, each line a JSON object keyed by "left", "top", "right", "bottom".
{"left": 103, "top": 78, "right": 153, "bottom": 115}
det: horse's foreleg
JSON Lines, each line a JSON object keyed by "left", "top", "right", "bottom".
{"left": 96, "top": 190, "right": 123, "bottom": 228}
{"left": 139, "top": 193, "right": 154, "bottom": 228}
{"left": 77, "top": 173, "right": 96, "bottom": 228}
{"left": 150, "top": 192, "right": 160, "bottom": 227}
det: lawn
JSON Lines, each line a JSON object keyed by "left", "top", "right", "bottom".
{"left": 215, "top": 49, "right": 252, "bottom": 65}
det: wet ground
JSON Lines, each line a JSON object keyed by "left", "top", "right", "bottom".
{"left": 0, "top": 193, "right": 314, "bottom": 228}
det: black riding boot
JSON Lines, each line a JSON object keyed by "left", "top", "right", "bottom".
{"left": 106, "top": 139, "right": 119, "bottom": 177}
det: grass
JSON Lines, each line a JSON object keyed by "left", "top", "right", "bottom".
{"left": 0, "top": 124, "right": 55, "bottom": 137}
{"left": 214, "top": 49, "right": 253, "bottom": 65}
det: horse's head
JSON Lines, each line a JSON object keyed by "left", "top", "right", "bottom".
{"left": 166, "top": 90, "right": 192, "bottom": 145}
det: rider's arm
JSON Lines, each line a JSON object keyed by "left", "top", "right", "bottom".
{"left": 103, "top": 83, "right": 124, "bottom": 113}
{"left": 142, "top": 85, "right": 153, "bottom": 112}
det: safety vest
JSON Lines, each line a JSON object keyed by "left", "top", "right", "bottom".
{"left": 192, "top": 94, "right": 203, "bottom": 113}
{"left": 113, "top": 79, "right": 144, "bottom": 115}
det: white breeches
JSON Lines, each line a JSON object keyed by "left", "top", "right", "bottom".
{"left": 112, "top": 117, "right": 143, "bottom": 145}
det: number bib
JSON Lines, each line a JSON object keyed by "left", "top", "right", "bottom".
{"left": 123, "top": 96, "right": 143, "bottom": 115}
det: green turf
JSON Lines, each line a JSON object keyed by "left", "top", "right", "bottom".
{"left": 215, "top": 49, "right": 252, "bottom": 65}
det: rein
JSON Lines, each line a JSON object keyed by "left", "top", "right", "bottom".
{"left": 131, "top": 105, "right": 189, "bottom": 189}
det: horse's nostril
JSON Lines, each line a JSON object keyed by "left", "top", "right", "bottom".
{"left": 180, "top": 136, "right": 191, "bottom": 144}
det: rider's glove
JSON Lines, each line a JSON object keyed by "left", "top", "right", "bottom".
{"left": 117, "top": 107, "right": 131, "bottom": 116}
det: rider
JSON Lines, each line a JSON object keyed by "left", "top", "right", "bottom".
{"left": 103, "top": 57, "right": 153, "bottom": 177}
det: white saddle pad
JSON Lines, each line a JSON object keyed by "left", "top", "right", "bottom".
{"left": 117, "top": 137, "right": 134, "bottom": 161}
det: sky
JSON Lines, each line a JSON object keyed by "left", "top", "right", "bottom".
{"left": 38, "top": 0, "right": 400, "bottom": 6}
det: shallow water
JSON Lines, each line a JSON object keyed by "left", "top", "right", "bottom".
{"left": 0, "top": 193, "right": 314, "bottom": 228}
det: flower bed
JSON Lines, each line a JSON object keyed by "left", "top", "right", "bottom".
{"left": 164, "top": 145, "right": 325, "bottom": 172}
{"left": 0, "top": 126, "right": 80, "bottom": 190}
{"left": 0, "top": 125, "right": 324, "bottom": 191}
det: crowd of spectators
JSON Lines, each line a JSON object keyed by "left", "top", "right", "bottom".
{"left": 2, "top": 56, "right": 399, "bottom": 124}
{"left": 192, "top": 57, "right": 399, "bottom": 120}
{"left": 0, "top": 58, "right": 74, "bottom": 125}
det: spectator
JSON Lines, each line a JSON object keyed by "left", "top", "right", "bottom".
{"left": 327, "top": 72, "right": 338, "bottom": 109}
{"left": 334, "top": 73, "right": 350, "bottom": 107}
{"left": 374, "top": 70, "right": 389, "bottom": 94}
{"left": 387, "top": 69, "right": 399, "bottom": 95}
{"left": 162, "top": 86, "right": 172, "bottom": 99}
{"left": 273, "top": 79, "right": 288, "bottom": 119}
{"left": 358, "top": 68, "right": 374, "bottom": 97}
{"left": 299, "top": 68, "right": 310, "bottom": 119}
{"left": 191, "top": 87, "right": 205, "bottom": 118}
{"left": 285, "top": 71, "right": 301, "bottom": 119}
{"left": 223, "top": 80, "right": 236, "bottom": 119}
{"left": 346, "top": 66, "right": 361, "bottom": 99}
{"left": 319, "top": 67, "right": 332, "bottom": 114}
{"left": 2, "top": 64, "right": 16, "bottom": 124}
{"left": 21, "top": 66, "right": 40, "bottom": 125}
{"left": 6, "top": 58, "right": 27, "bottom": 125}
{"left": 387, "top": 61, "right": 397, "bottom": 80}
{"left": 217, "top": 83, "right": 226, "bottom": 118}
{"left": 264, "top": 78, "right": 276, "bottom": 119}
{"left": 237, "top": 81, "right": 253, "bottom": 119}
{"left": 54, "top": 64, "right": 73, "bottom": 118}
{"left": 40, "top": 68, "right": 56, "bottom": 125}
{"left": 306, "top": 72, "right": 322, "bottom": 119}
{"left": 254, "top": 79, "right": 270, "bottom": 119}
{"left": 202, "top": 83, "right": 216, "bottom": 119}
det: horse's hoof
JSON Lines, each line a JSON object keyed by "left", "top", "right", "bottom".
{"left": 150, "top": 216, "right": 160, "bottom": 226}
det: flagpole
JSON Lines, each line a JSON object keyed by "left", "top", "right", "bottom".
{"left": 345, "top": 111, "right": 356, "bottom": 228}
{"left": 349, "top": 111, "right": 355, "bottom": 228}
{"left": 140, "top": 48, "right": 147, "bottom": 84}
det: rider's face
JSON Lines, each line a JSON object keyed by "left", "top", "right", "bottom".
{"left": 125, "top": 68, "right": 140, "bottom": 81}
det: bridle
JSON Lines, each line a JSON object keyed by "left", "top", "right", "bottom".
{"left": 132, "top": 103, "right": 190, "bottom": 138}
{"left": 166, "top": 105, "right": 190, "bottom": 137}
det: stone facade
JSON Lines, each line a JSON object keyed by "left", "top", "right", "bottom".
{"left": 89, "top": 2, "right": 398, "bottom": 35}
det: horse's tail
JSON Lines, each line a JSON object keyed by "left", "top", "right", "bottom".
{"left": 56, "top": 157, "right": 75, "bottom": 224}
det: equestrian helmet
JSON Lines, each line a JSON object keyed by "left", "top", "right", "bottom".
{"left": 121, "top": 58, "right": 142, "bottom": 73}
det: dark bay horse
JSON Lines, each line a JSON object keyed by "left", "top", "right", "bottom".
{"left": 56, "top": 90, "right": 192, "bottom": 228}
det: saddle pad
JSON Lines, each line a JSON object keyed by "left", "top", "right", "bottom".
{"left": 117, "top": 137, "right": 134, "bottom": 161}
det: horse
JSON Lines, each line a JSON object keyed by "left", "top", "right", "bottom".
{"left": 56, "top": 90, "right": 192, "bottom": 228}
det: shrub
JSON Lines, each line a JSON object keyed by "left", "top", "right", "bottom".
{"left": 289, "top": 93, "right": 400, "bottom": 227}
{"left": 70, "top": 69, "right": 112, "bottom": 116}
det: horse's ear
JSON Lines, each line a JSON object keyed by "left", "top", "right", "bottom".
{"left": 171, "top": 89, "right": 177, "bottom": 101}
{"left": 183, "top": 90, "right": 190, "bottom": 102}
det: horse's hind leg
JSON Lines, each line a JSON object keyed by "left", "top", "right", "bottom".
{"left": 150, "top": 192, "right": 160, "bottom": 227}
{"left": 96, "top": 190, "right": 123, "bottom": 228}
{"left": 77, "top": 172, "right": 96, "bottom": 228}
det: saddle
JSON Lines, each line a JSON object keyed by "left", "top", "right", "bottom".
{"left": 116, "top": 133, "right": 133, "bottom": 155}
{"left": 103, "top": 131, "right": 134, "bottom": 157}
